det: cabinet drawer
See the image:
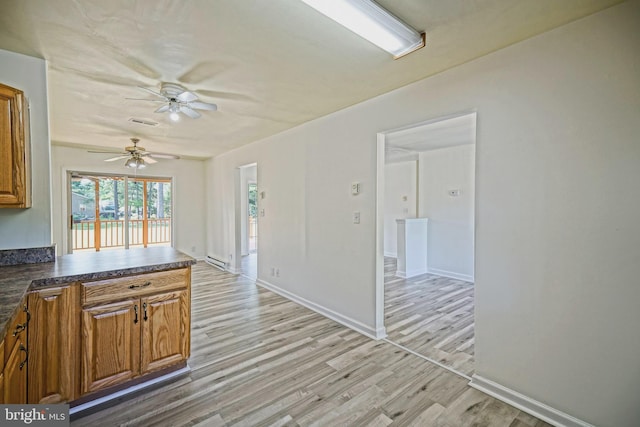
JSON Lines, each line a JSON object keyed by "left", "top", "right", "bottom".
{"left": 82, "top": 268, "right": 188, "bottom": 306}
{"left": 4, "top": 307, "right": 27, "bottom": 365}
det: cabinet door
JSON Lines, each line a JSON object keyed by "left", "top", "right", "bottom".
{"left": 3, "top": 339, "right": 27, "bottom": 403}
{"left": 0, "top": 83, "right": 30, "bottom": 208}
{"left": 0, "top": 339, "right": 4, "bottom": 404}
{"left": 28, "top": 285, "right": 79, "bottom": 403}
{"left": 140, "top": 289, "right": 190, "bottom": 374}
{"left": 81, "top": 300, "right": 140, "bottom": 395}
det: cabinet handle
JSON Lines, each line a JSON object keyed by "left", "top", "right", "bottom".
{"left": 134, "top": 304, "right": 139, "bottom": 324}
{"left": 19, "top": 344, "right": 28, "bottom": 370}
{"left": 23, "top": 304, "right": 30, "bottom": 323}
{"left": 143, "top": 302, "right": 148, "bottom": 321}
{"left": 129, "top": 281, "right": 151, "bottom": 289}
{"left": 12, "top": 323, "right": 26, "bottom": 337}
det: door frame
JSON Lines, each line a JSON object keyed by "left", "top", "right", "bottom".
{"left": 374, "top": 109, "right": 478, "bottom": 336}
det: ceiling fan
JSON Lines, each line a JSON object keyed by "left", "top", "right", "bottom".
{"left": 89, "top": 138, "right": 180, "bottom": 169}
{"left": 128, "top": 83, "right": 218, "bottom": 121}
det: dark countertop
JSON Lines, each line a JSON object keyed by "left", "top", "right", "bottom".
{"left": 0, "top": 247, "right": 196, "bottom": 338}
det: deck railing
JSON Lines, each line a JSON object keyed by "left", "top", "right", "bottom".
{"left": 72, "top": 218, "right": 171, "bottom": 251}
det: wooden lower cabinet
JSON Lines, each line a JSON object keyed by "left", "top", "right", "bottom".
{"left": 28, "top": 285, "right": 79, "bottom": 403}
{"left": 0, "top": 266, "right": 190, "bottom": 405}
{"left": 80, "top": 267, "right": 191, "bottom": 396}
{"left": 0, "top": 339, "right": 5, "bottom": 404}
{"left": 3, "top": 337, "right": 28, "bottom": 403}
{"left": 2, "top": 306, "right": 28, "bottom": 403}
{"left": 141, "top": 289, "right": 190, "bottom": 374}
{"left": 81, "top": 300, "right": 141, "bottom": 394}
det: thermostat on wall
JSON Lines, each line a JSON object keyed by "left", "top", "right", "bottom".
{"left": 351, "top": 182, "right": 361, "bottom": 195}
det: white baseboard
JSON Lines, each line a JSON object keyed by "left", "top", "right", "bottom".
{"left": 256, "top": 279, "right": 387, "bottom": 340}
{"left": 427, "top": 267, "right": 474, "bottom": 282}
{"left": 226, "top": 265, "right": 241, "bottom": 274}
{"left": 396, "top": 268, "right": 428, "bottom": 278}
{"left": 469, "top": 375, "right": 594, "bottom": 427}
{"left": 384, "top": 251, "right": 397, "bottom": 258}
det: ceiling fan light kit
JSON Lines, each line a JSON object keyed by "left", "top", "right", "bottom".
{"left": 300, "top": 0, "right": 424, "bottom": 59}
{"left": 88, "top": 137, "right": 180, "bottom": 169}
{"left": 125, "top": 155, "right": 146, "bottom": 169}
{"left": 130, "top": 83, "right": 218, "bottom": 121}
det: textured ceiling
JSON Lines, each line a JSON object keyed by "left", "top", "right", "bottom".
{"left": 0, "top": 0, "right": 622, "bottom": 158}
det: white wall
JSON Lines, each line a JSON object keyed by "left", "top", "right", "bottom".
{"left": 0, "top": 49, "right": 52, "bottom": 249}
{"left": 206, "top": 2, "right": 640, "bottom": 425}
{"left": 50, "top": 145, "right": 207, "bottom": 259}
{"left": 418, "top": 145, "right": 475, "bottom": 281}
{"left": 383, "top": 161, "right": 416, "bottom": 257}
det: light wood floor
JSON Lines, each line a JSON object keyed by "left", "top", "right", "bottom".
{"left": 240, "top": 253, "right": 257, "bottom": 280}
{"left": 72, "top": 262, "right": 549, "bottom": 427}
{"left": 384, "top": 257, "right": 475, "bottom": 377}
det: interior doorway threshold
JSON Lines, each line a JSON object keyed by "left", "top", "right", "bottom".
{"left": 383, "top": 339, "right": 472, "bottom": 381}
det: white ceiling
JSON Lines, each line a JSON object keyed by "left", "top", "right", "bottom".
{"left": 385, "top": 112, "right": 476, "bottom": 163}
{"left": 0, "top": 0, "right": 622, "bottom": 159}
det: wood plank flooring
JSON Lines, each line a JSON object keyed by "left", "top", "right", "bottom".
{"left": 384, "top": 257, "right": 475, "bottom": 377}
{"left": 72, "top": 262, "right": 549, "bottom": 427}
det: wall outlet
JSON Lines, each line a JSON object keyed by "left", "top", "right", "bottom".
{"left": 260, "top": 208, "right": 265, "bottom": 217}
{"left": 353, "top": 211, "right": 360, "bottom": 224}
{"left": 191, "top": 246, "right": 196, "bottom": 253}
{"left": 275, "top": 268, "right": 280, "bottom": 277}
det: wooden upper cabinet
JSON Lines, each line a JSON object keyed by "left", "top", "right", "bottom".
{"left": 0, "top": 82, "right": 30, "bottom": 208}
{"left": 28, "top": 285, "right": 80, "bottom": 404}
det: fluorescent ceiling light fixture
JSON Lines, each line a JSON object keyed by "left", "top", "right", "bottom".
{"left": 300, "top": 0, "right": 425, "bottom": 58}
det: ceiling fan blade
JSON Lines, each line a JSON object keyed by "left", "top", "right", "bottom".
{"left": 189, "top": 101, "right": 218, "bottom": 111}
{"left": 126, "top": 97, "right": 167, "bottom": 103}
{"left": 143, "top": 156, "right": 158, "bottom": 164}
{"left": 138, "top": 86, "right": 167, "bottom": 99}
{"left": 104, "top": 155, "right": 131, "bottom": 162}
{"left": 88, "top": 150, "right": 126, "bottom": 154}
{"left": 177, "top": 91, "right": 198, "bottom": 103}
{"left": 196, "top": 89, "right": 253, "bottom": 102}
{"left": 147, "top": 153, "right": 180, "bottom": 160}
{"left": 155, "top": 104, "right": 170, "bottom": 113}
{"left": 180, "top": 105, "right": 201, "bottom": 119}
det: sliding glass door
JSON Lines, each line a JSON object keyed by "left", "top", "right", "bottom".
{"left": 69, "top": 173, "right": 172, "bottom": 252}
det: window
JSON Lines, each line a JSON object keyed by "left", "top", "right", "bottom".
{"left": 69, "top": 173, "right": 172, "bottom": 252}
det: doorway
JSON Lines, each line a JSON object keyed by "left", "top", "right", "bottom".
{"left": 68, "top": 173, "right": 172, "bottom": 252}
{"left": 376, "top": 112, "right": 477, "bottom": 377}
{"left": 237, "top": 164, "right": 258, "bottom": 280}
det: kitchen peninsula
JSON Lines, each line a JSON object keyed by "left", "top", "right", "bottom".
{"left": 0, "top": 246, "right": 195, "bottom": 409}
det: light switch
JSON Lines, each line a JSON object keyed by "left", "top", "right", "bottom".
{"left": 351, "top": 182, "right": 360, "bottom": 195}
{"left": 353, "top": 211, "right": 360, "bottom": 224}
{"left": 448, "top": 189, "right": 460, "bottom": 197}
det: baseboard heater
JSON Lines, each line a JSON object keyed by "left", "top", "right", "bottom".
{"left": 205, "top": 255, "right": 227, "bottom": 271}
